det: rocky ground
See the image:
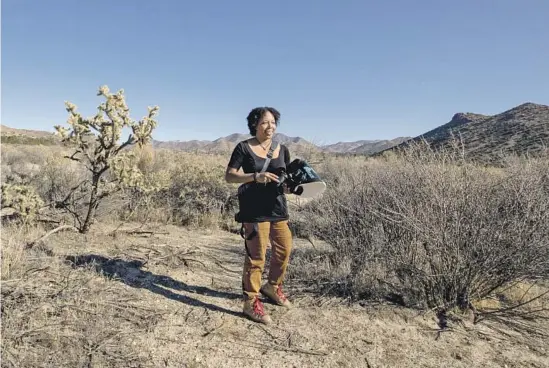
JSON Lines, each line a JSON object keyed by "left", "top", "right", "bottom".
{"left": 2, "top": 222, "right": 548, "bottom": 368}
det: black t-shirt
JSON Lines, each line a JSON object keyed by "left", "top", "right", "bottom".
{"left": 228, "top": 140, "right": 291, "bottom": 223}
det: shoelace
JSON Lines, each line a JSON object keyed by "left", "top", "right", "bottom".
{"left": 253, "top": 298, "right": 265, "bottom": 316}
{"left": 276, "top": 286, "right": 287, "bottom": 301}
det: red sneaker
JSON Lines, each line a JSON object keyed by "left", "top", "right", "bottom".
{"left": 261, "top": 283, "right": 292, "bottom": 309}
{"left": 243, "top": 297, "right": 272, "bottom": 324}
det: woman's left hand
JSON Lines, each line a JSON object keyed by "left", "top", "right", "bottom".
{"left": 283, "top": 184, "right": 292, "bottom": 194}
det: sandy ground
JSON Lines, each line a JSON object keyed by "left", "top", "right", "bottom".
{"left": 7, "top": 223, "right": 549, "bottom": 368}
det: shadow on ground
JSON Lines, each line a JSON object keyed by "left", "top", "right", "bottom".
{"left": 65, "top": 254, "right": 243, "bottom": 318}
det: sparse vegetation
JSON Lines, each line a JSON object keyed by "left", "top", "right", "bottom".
{"left": 0, "top": 225, "right": 161, "bottom": 367}
{"left": 289, "top": 140, "right": 549, "bottom": 324}
{"left": 1, "top": 101, "right": 549, "bottom": 367}
{"left": 1, "top": 134, "right": 59, "bottom": 146}
{"left": 121, "top": 150, "right": 237, "bottom": 227}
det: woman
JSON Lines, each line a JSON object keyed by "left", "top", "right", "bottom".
{"left": 225, "top": 106, "right": 293, "bottom": 324}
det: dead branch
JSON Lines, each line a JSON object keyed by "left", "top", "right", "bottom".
{"left": 153, "top": 249, "right": 200, "bottom": 262}
{"left": 254, "top": 324, "right": 278, "bottom": 340}
{"left": 181, "top": 258, "right": 207, "bottom": 268}
{"left": 109, "top": 229, "right": 169, "bottom": 237}
{"left": 475, "top": 288, "right": 549, "bottom": 322}
{"left": 213, "top": 259, "right": 241, "bottom": 274}
{"left": 26, "top": 225, "right": 79, "bottom": 249}
{"left": 239, "top": 340, "right": 328, "bottom": 356}
{"left": 201, "top": 319, "right": 226, "bottom": 337}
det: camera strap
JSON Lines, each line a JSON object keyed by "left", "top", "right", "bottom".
{"left": 259, "top": 140, "right": 279, "bottom": 174}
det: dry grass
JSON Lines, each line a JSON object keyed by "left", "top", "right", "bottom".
{"left": 1, "top": 225, "right": 161, "bottom": 367}
{"left": 1, "top": 144, "right": 239, "bottom": 230}
{"left": 2, "top": 141, "right": 549, "bottom": 367}
{"left": 2, "top": 222, "right": 549, "bottom": 367}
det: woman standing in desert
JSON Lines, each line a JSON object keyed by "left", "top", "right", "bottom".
{"left": 225, "top": 107, "right": 293, "bottom": 324}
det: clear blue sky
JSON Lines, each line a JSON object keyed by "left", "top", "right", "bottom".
{"left": 2, "top": 0, "right": 548, "bottom": 145}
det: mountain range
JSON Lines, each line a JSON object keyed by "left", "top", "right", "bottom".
{"left": 382, "top": 102, "right": 549, "bottom": 161}
{"left": 2, "top": 102, "right": 548, "bottom": 159}
{"left": 152, "top": 133, "right": 316, "bottom": 154}
{"left": 151, "top": 133, "right": 411, "bottom": 155}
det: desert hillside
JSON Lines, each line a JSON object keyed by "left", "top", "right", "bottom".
{"left": 1, "top": 125, "right": 60, "bottom": 145}
{"left": 152, "top": 132, "right": 320, "bottom": 155}
{"left": 1, "top": 124, "right": 408, "bottom": 156}
{"left": 1, "top": 124, "right": 57, "bottom": 138}
{"left": 382, "top": 103, "right": 549, "bottom": 162}
{"left": 4, "top": 103, "right": 547, "bottom": 159}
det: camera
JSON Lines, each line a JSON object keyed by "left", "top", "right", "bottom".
{"left": 275, "top": 168, "right": 300, "bottom": 194}
{"left": 274, "top": 159, "right": 315, "bottom": 196}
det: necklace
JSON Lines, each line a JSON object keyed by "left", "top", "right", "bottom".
{"left": 257, "top": 138, "right": 272, "bottom": 151}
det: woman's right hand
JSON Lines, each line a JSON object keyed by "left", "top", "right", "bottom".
{"left": 255, "top": 172, "right": 280, "bottom": 184}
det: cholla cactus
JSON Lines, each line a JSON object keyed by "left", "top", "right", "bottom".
{"left": 110, "top": 150, "right": 170, "bottom": 193}
{"left": 55, "top": 85, "right": 159, "bottom": 162}
{"left": 110, "top": 151, "right": 145, "bottom": 189}
{"left": 1, "top": 183, "right": 44, "bottom": 221}
{"left": 54, "top": 85, "right": 160, "bottom": 233}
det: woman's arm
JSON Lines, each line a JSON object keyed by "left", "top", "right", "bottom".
{"left": 225, "top": 142, "right": 280, "bottom": 184}
{"left": 225, "top": 167, "right": 255, "bottom": 184}
{"left": 225, "top": 167, "right": 280, "bottom": 184}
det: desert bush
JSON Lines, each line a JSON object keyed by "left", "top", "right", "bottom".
{"left": 1, "top": 183, "right": 44, "bottom": 221}
{"left": 168, "top": 152, "right": 235, "bottom": 223}
{"left": 1, "top": 134, "right": 59, "bottom": 146}
{"left": 1, "top": 142, "right": 240, "bottom": 230}
{"left": 1, "top": 144, "right": 57, "bottom": 167}
{"left": 290, "top": 141, "right": 549, "bottom": 314}
{"left": 120, "top": 150, "right": 237, "bottom": 227}
{"left": 34, "top": 153, "right": 87, "bottom": 206}
{"left": 1, "top": 145, "right": 60, "bottom": 185}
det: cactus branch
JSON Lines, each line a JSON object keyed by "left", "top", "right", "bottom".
{"left": 54, "top": 85, "right": 159, "bottom": 233}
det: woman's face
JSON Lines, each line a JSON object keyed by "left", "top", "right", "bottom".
{"left": 255, "top": 111, "right": 277, "bottom": 140}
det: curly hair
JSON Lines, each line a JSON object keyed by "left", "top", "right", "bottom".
{"left": 246, "top": 107, "right": 281, "bottom": 136}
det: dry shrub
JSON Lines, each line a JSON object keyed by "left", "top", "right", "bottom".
{"left": 121, "top": 149, "right": 237, "bottom": 227}
{"left": 1, "top": 145, "right": 64, "bottom": 184}
{"left": 35, "top": 152, "right": 87, "bottom": 205}
{"left": 1, "top": 145, "right": 84, "bottom": 210}
{"left": 0, "top": 225, "right": 158, "bottom": 367}
{"left": 1, "top": 183, "right": 44, "bottom": 221}
{"left": 1, "top": 143, "right": 239, "bottom": 230}
{"left": 291, "top": 142, "right": 549, "bottom": 314}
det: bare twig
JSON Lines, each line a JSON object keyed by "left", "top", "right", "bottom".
{"left": 26, "top": 225, "right": 79, "bottom": 248}
{"left": 238, "top": 340, "right": 328, "bottom": 356}
{"left": 201, "top": 319, "right": 226, "bottom": 337}
{"left": 109, "top": 229, "right": 169, "bottom": 237}
{"left": 211, "top": 259, "right": 241, "bottom": 274}
{"left": 476, "top": 288, "right": 549, "bottom": 321}
{"left": 254, "top": 324, "right": 278, "bottom": 340}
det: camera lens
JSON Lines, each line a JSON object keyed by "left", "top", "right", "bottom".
{"left": 293, "top": 186, "right": 304, "bottom": 195}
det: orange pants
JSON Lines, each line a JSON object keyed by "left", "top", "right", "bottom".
{"left": 242, "top": 220, "right": 293, "bottom": 300}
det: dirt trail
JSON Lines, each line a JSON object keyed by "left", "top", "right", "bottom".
{"left": 48, "top": 224, "right": 548, "bottom": 368}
